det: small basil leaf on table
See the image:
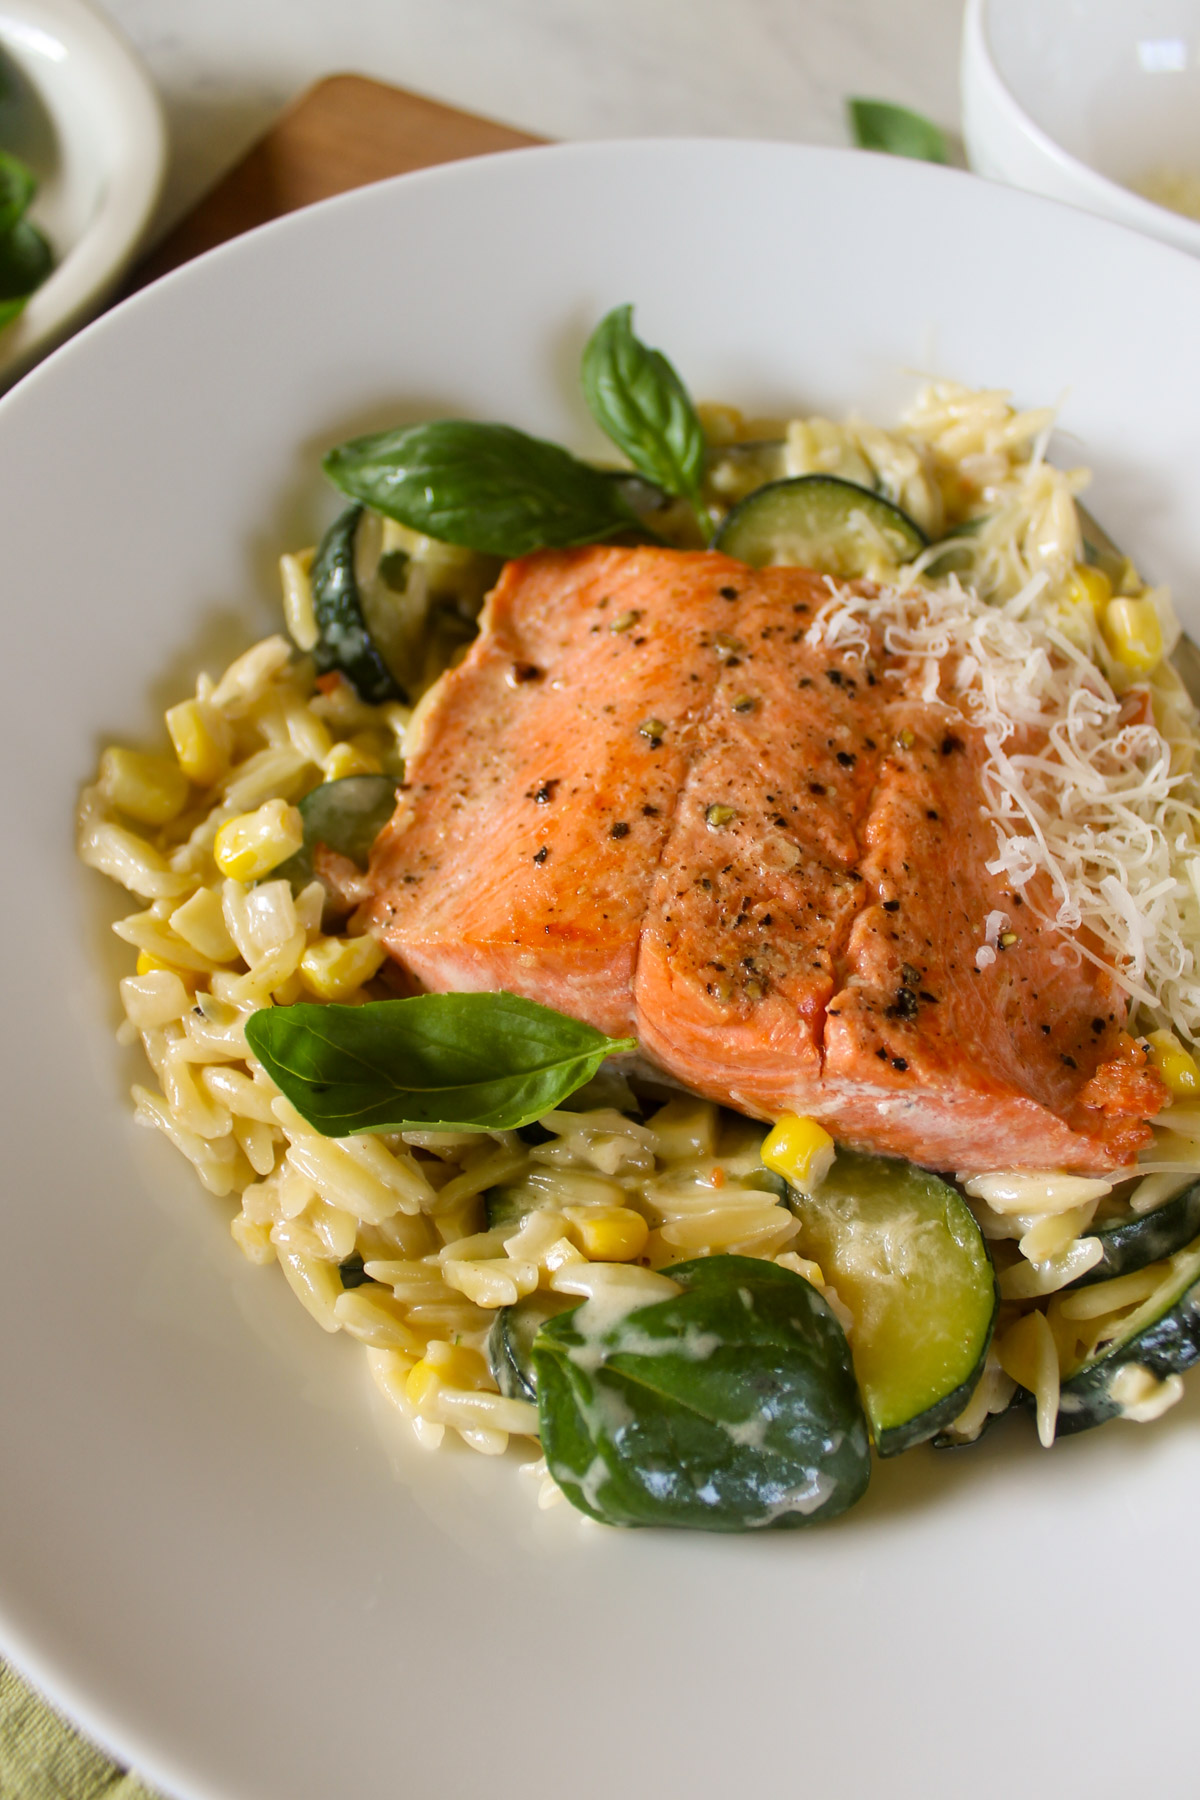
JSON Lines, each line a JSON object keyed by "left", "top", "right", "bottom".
{"left": 846, "top": 97, "right": 950, "bottom": 164}
{"left": 533, "top": 1255, "right": 870, "bottom": 1531}
{"left": 244, "top": 991, "right": 638, "bottom": 1135}
{"left": 323, "top": 421, "right": 639, "bottom": 559}
{"left": 582, "top": 304, "right": 712, "bottom": 539}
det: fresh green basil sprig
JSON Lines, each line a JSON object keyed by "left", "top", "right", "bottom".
{"left": 244, "top": 991, "right": 636, "bottom": 1135}
{"left": 846, "top": 98, "right": 949, "bottom": 164}
{"left": 581, "top": 303, "right": 713, "bottom": 539}
{"left": 0, "top": 147, "right": 52, "bottom": 330}
{"left": 533, "top": 1255, "right": 871, "bottom": 1530}
{"left": 324, "top": 420, "right": 640, "bottom": 560}
{"left": 321, "top": 304, "right": 718, "bottom": 559}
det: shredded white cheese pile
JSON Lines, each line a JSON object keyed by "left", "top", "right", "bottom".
{"left": 810, "top": 578, "right": 1200, "bottom": 1041}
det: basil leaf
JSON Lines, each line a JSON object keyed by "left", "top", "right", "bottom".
{"left": 847, "top": 98, "right": 949, "bottom": 164}
{"left": 0, "top": 214, "right": 51, "bottom": 306}
{"left": 245, "top": 991, "right": 637, "bottom": 1135}
{"left": 323, "top": 421, "right": 639, "bottom": 559}
{"left": 533, "top": 1255, "right": 871, "bottom": 1531}
{"left": 0, "top": 148, "right": 36, "bottom": 237}
{"left": 581, "top": 304, "right": 711, "bottom": 537}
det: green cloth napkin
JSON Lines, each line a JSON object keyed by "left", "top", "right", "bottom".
{"left": 0, "top": 1663, "right": 164, "bottom": 1800}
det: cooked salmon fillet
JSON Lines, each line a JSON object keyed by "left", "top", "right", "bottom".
{"left": 366, "top": 546, "right": 1164, "bottom": 1173}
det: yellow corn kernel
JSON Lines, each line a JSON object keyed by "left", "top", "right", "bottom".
{"left": 405, "top": 1359, "right": 441, "bottom": 1410}
{"left": 1146, "top": 1028, "right": 1200, "bottom": 1098}
{"left": 1066, "top": 564, "right": 1111, "bottom": 616}
{"left": 325, "top": 740, "right": 382, "bottom": 780}
{"left": 135, "top": 950, "right": 197, "bottom": 990}
{"left": 98, "top": 746, "right": 189, "bottom": 826}
{"left": 566, "top": 1205, "right": 650, "bottom": 1262}
{"left": 299, "top": 932, "right": 387, "bottom": 1000}
{"left": 761, "top": 1114, "right": 835, "bottom": 1192}
{"left": 165, "top": 697, "right": 232, "bottom": 787}
{"left": 213, "top": 798, "right": 304, "bottom": 881}
{"left": 1102, "top": 596, "right": 1163, "bottom": 674}
{"left": 425, "top": 1341, "right": 492, "bottom": 1383}
{"left": 407, "top": 1342, "right": 490, "bottom": 1408}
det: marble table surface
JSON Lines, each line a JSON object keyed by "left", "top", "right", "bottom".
{"left": 100, "top": 0, "right": 966, "bottom": 240}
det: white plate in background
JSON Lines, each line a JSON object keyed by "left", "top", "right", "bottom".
{"left": 0, "top": 0, "right": 165, "bottom": 386}
{"left": 1, "top": 141, "right": 1199, "bottom": 1800}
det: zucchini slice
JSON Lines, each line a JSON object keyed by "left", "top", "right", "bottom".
{"left": 487, "top": 1290, "right": 581, "bottom": 1402}
{"left": 312, "top": 505, "right": 495, "bottom": 701}
{"left": 787, "top": 1150, "right": 998, "bottom": 1456}
{"left": 712, "top": 474, "right": 927, "bottom": 578}
{"left": 483, "top": 1182, "right": 541, "bottom": 1232}
{"left": 272, "top": 773, "right": 399, "bottom": 895}
{"left": 1057, "top": 1236, "right": 1200, "bottom": 1435}
{"left": 1072, "top": 1178, "right": 1200, "bottom": 1289}
{"left": 310, "top": 505, "right": 406, "bottom": 703}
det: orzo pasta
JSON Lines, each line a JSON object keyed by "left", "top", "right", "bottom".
{"left": 78, "top": 310, "right": 1200, "bottom": 1530}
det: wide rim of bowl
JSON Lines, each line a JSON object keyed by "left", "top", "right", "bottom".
{"left": 962, "top": 0, "right": 1200, "bottom": 256}
{"left": 0, "top": 0, "right": 167, "bottom": 385}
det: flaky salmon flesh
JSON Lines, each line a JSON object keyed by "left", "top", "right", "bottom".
{"left": 365, "top": 546, "right": 1165, "bottom": 1174}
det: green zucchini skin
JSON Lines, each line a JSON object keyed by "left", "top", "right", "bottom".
{"left": 787, "top": 1151, "right": 998, "bottom": 1456}
{"left": 712, "top": 474, "right": 927, "bottom": 577}
{"left": 1071, "top": 1179, "right": 1200, "bottom": 1288}
{"left": 1057, "top": 1239, "right": 1200, "bottom": 1435}
{"left": 310, "top": 505, "right": 406, "bottom": 703}
{"left": 483, "top": 1183, "right": 539, "bottom": 1232}
{"left": 486, "top": 1291, "right": 580, "bottom": 1402}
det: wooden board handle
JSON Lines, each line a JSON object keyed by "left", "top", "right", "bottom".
{"left": 131, "top": 74, "right": 545, "bottom": 291}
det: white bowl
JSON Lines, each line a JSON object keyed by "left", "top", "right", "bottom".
{"left": 962, "top": 0, "right": 1200, "bottom": 257}
{"left": 0, "top": 0, "right": 165, "bottom": 386}
{"left": 2, "top": 142, "right": 1200, "bottom": 1800}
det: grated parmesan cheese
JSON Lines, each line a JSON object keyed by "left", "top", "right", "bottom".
{"left": 810, "top": 579, "right": 1200, "bottom": 1045}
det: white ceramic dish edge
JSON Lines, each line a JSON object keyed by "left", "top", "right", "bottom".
{"left": 0, "top": 0, "right": 166, "bottom": 386}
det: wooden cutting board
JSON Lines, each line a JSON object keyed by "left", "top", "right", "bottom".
{"left": 130, "top": 74, "right": 545, "bottom": 290}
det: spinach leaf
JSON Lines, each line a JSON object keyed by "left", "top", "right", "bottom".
{"left": 0, "top": 147, "right": 36, "bottom": 237}
{"left": 323, "top": 421, "right": 639, "bottom": 559}
{"left": 581, "top": 304, "right": 712, "bottom": 538}
{"left": 847, "top": 97, "right": 949, "bottom": 164}
{"left": 245, "top": 991, "right": 637, "bottom": 1135}
{"left": 533, "top": 1255, "right": 870, "bottom": 1531}
{"left": 272, "top": 774, "right": 400, "bottom": 897}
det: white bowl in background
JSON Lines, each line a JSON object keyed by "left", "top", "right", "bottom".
{"left": 962, "top": 0, "right": 1200, "bottom": 257}
{"left": 0, "top": 0, "right": 165, "bottom": 386}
